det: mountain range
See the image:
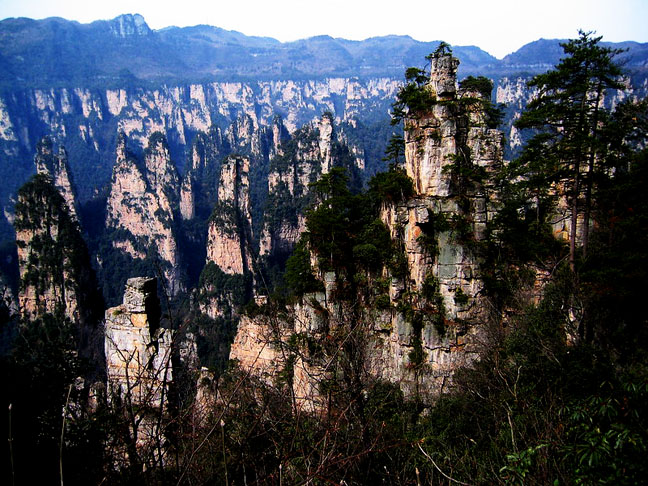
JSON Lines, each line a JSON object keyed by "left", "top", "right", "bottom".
{"left": 1, "top": 13, "right": 647, "bottom": 88}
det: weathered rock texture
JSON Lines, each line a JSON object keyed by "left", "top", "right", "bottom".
{"left": 230, "top": 53, "right": 504, "bottom": 405}
{"left": 197, "top": 154, "right": 255, "bottom": 322}
{"left": 259, "top": 114, "right": 361, "bottom": 263}
{"left": 13, "top": 172, "right": 104, "bottom": 372}
{"left": 106, "top": 132, "right": 183, "bottom": 294}
{"left": 374, "top": 53, "right": 502, "bottom": 393}
{"left": 34, "top": 136, "right": 79, "bottom": 221}
{"left": 105, "top": 277, "right": 171, "bottom": 406}
{"left": 104, "top": 277, "right": 174, "bottom": 465}
{"left": 206, "top": 155, "right": 253, "bottom": 275}
{"left": 14, "top": 174, "right": 101, "bottom": 327}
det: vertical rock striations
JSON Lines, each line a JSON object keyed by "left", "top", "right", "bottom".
{"left": 229, "top": 52, "right": 504, "bottom": 405}
{"left": 179, "top": 127, "right": 226, "bottom": 222}
{"left": 259, "top": 114, "right": 361, "bottom": 267}
{"left": 374, "top": 52, "right": 503, "bottom": 393}
{"left": 104, "top": 277, "right": 174, "bottom": 464}
{"left": 106, "top": 132, "right": 183, "bottom": 295}
{"left": 34, "top": 136, "right": 80, "bottom": 221}
{"left": 14, "top": 172, "right": 103, "bottom": 361}
{"left": 105, "top": 277, "right": 171, "bottom": 406}
{"left": 206, "top": 155, "right": 253, "bottom": 275}
{"left": 198, "top": 155, "right": 255, "bottom": 321}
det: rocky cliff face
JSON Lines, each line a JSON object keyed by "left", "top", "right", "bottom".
{"left": 495, "top": 75, "right": 648, "bottom": 158}
{"left": 0, "top": 77, "right": 398, "bottom": 157}
{"left": 106, "top": 132, "right": 183, "bottom": 294}
{"left": 178, "top": 127, "right": 227, "bottom": 223}
{"left": 34, "top": 137, "right": 79, "bottom": 221}
{"left": 108, "top": 14, "right": 152, "bottom": 38}
{"left": 14, "top": 173, "right": 103, "bottom": 363}
{"left": 104, "top": 277, "right": 174, "bottom": 463}
{"left": 105, "top": 277, "right": 171, "bottom": 405}
{"left": 373, "top": 54, "right": 502, "bottom": 394}
{"left": 259, "top": 114, "right": 362, "bottom": 264}
{"left": 230, "top": 53, "right": 504, "bottom": 403}
{"left": 196, "top": 154, "right": 255, "bottom": 321}
{"left": 206, "top": 155, "right": 253, "bottom": 276}
{"left": 0, "top": 77, "right": 399, "bottom": 240}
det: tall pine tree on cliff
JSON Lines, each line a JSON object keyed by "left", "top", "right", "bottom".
{"left": 514, "top": 31, "right": 625, "bottom": 270}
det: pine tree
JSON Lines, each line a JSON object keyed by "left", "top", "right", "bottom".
{"left": 514, "top": 31, "right": 625, "bottom": 270}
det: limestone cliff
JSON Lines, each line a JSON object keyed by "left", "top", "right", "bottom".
{"left": 104, "top": 277, "right": 174, "bottom": 464}
{"left": 105, "top": 277, "right": 171, "bottom": 406}
{"left": 34, "top": 137, "right": 79, "bottom": 221}
{"left": 373, "top": 53, "right": 503, "bottom": 393}
{"left": 198, "top": 155, "right": 254, "bottom": 320}
{"left": 206, "top": 155, "right": 253, "bottom": 275}
{"left": 259, "top": 114, "right": 362, "bottom": 265}
{"left": 179, "top": 127, "right": 226, "bottom": 222}
{"left": 106, "top": 132, "right": 183, "bottom": 294}
{"left": 14, "top": 173, "right": 103, "bottom": 357}
{"left": 0, "top": 77, "right": 401, "bottom": 240}
{"left": 230, "top": 52, "right": 504, "bottom": 403}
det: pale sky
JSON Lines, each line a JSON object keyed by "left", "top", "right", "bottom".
{"left": 0, "top": 0, "right": 646, "bottom": 59}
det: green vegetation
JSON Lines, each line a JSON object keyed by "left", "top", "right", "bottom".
{"left": 514, "top": 30, "right": 626, "bottom": 271}
{"left": 367, "top": 163, "right": 414, "bottom": 204}
{"left": 13, "top": 174, "right": 103, "bottom": 322}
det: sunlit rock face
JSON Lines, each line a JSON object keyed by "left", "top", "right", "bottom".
{"left": 229, "top": 53, "right": 505, "bottom": 406}
{"left": 104, "top": 277, "right": 175, "bottom": 463}
{"left": 14, "top": 169, "right": 104, "bottom": 372}
{"left": 259, "top": 114, "right": 361, "bottom": 262}
{"left": 206, "top": 155, "right": 253, "bottom": 276}
{"left": 105, "top": 132, "right": 183, "bottom": 294}
{"left": 105, "top": 277, "right": 172, "bottom": 407}
{"left": 34, "top": 137, "right": 79, "bottom": 221}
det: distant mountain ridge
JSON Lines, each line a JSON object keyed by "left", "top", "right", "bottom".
{"left": 2, "top": 13, "right": 646, "bottom": 89}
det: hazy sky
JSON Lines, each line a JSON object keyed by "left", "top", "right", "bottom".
{"left": 0, "top": 0, "right": 646, "bottom": 58}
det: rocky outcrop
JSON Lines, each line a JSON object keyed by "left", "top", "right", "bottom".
{"left": 108, "top": 14, "right": 152, "bottom": 38}
{"left": 196, "top": 154, "right": 255, "bottom": 321}
{"left": 14, "top": 174, "right": 101, "bottom": 325}
{"left": 0, "top": 76, "right": 401, "bottom": 240}
{"left": 14, "top": 172, "right": 104, "bottom": 373}
{"left": 104, "top": 277, "right": 174, "bottom": 465}
{"left": 105, "top": 277, "right": 171, "bottom": 406}
{"left": 34, "top": 137, "right": 79, "bottom": 221}
{"left": 178, "top": 127, "right": 226, "bottom": 222}
{"left": 0, "top": 272, "right": 17, "bottom": 323}
{"left": 375, "top": 53, "right": 503, "bottom": 390}
{"left": 180, "top": 116, "right": 286, "bottom": 225}
{"left": 206, "top": 155, "right": 253, "bottom": 275}
{"left": 230, "top": 53, "right": 504, "bottom": 403}
{"left": 106, "top": 132, "right": 183, "bottom": 294}
{"left": 259, "top": 114, "right": 361, "bottom": 262}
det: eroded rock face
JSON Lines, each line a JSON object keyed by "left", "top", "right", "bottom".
{"left": 206, "top": 155, "right": 253, "bottom": 275}
{"left": 430, "top": 54, "right": 460, "bottom": 100}
{"left": 230, "top": 53, "right": 504, "bottom": 405}
{"left": 15, "top": 174, "right": 100, "bottom": 327}
{"left": 108, "top": 14, "right": 151, "bottom": 38}
{"left": 106, "top": 132, "right": 183, "bottom": 294}
{"left": 104, "top": 277, "right": 174, "bottom": 464}
{"left": 259, "top": 115, "right": 361, "bottom": 262}
{"left": 34, "top": 137, "right": 79, "bottom": 221}
{"left": 105, "top": 277, "right": 171, "bottom": 407}
{"left": 14, "top": 172, "right": 104, "bottom": 374}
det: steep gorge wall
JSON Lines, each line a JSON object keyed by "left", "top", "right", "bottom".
{"left": 0, "top": 77, "right": 399, "bottom": 239}
{"left": 105, "top": 132, "right": 183, "bottom": 295}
